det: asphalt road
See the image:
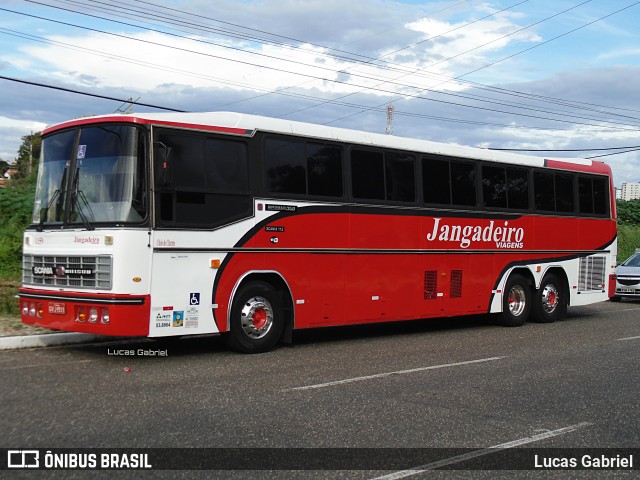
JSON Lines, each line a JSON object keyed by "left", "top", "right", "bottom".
{"left": 2, "top": 300, "right": 640, "bottom": 479}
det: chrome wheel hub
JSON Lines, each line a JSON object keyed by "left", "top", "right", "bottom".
{"left": 540, "top": 284, "right": 559, "bottom": 314}
{"left": 240, "top": 296, "right": 274, "bottom": 339}
{"left": 508, "top": 285, "right": 527, "bottom": 317}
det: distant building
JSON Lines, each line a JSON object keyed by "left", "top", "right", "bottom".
{"left": 620, "top": 182, "right": 640, "bottom": 201}
{"left": 0, "top": 168, "right": 18, "bottom": 188}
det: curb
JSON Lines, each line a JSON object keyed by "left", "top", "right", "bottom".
{"left": 0, "top": 332, "right": 107, "bottom": 350}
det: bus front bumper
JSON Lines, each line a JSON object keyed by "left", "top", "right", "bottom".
{"left": 19, "top": 288, "right": 150, "bottom": 337}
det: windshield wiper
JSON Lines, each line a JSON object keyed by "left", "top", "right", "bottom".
{"left": 71, "top": 167, "right": 95, "bottom": 231}
{"left": 37, "top": 189, "right": 60, "bottom": 232}
{"left": 37, "top": 166, "right": 68, "bottom": 232}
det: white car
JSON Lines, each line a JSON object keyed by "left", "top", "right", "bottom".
{"left": 612, "top": 249, "right": 640, "bottom": 301}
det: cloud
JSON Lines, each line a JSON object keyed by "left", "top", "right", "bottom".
{"left": 0, "top": 115, "right": 47, "bottom": 162}
{"left": 0, "top": 0, "right": 638, "bottom": 187}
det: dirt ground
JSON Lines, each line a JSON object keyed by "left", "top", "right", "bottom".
{"left": 0, "top": 314, "right": 50, "bottom": 336}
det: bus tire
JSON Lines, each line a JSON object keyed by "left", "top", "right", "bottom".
{"left": 532, "top": 273, "right": 567, "bottom": 323}
{"left": 500, "top": 274, "right": 531, "bottom": 327}
{"left": 225, "top": 281, "right": 284, "bottom": 354}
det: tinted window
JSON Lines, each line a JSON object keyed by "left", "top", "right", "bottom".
{"left": 386, "top": 153, "right": 415, "bottom": 202}
{"left": 154, "top": 130, "right": 251, "bottom": 228}
{"left": 482, "top": 165, "right": 506, "bottom": 208}
{"left": 451, "top": 161, "right": 476, "bottom": 206}
{"left": 206, "top": 138, "right": 249, "bottom": 193}
{"left": 593, "top": 177, "right": 608, "bottom": 215}
{"left": 507, "top": 167, "right": 529, "bottom": 210}
{"left": 351, "top": 150, "right": 385, "bottom": 201}
{"left": 534, "top": 171, "right": 575, "bottom": 213}
{"left": 265, "top": 138, "right": 343, "bottom": 197}
{"left": 555, "top": 173, "right": 574, "bottom": 213}
{"left": 534, "top": 172, "right": 555, "bottom": 211}
{"left": 352, "top": 149, "right": 415, "bottom": 203}
{"left": 578, "top": 177, "right": 594, "bottom": 214}
{"left": 307, "top": 143, "right": 343, "bottom": 197}
{"left": 423, "top": 158, "right": 450, "bottom": 204}
{"left": 423, "top": 157, "right": 476, "bottom": 206}
{"left": 579, "top": 175, "right": 608, "bottom": 216}
{"left": 482, "top": 165, "right": 529, "bottom": 210}
{"left": 265, "top": 139, "right": 306, "bottom": 195}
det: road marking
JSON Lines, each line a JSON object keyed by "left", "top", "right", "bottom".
{"left": 370, "top": 422, "right": 593, "bottom": 480}
{"left": 285, "top": 356, "right": 505, "bottom": 392}
{"left": 618, "top": 335, "right": 640, "bottom": 341}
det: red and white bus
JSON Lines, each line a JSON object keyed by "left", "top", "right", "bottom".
{"left": 20, "top": 112, "right": 617, "bottom": 353}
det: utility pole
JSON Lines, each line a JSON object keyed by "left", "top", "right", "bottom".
{"left": 28, "top": 130, "right": 33, "bottom": 175}
{"left": 385, "top": 102, "right": 395, "bottom": 135}
{"left": 116, "top": 97, "right": 140, "bottom": 114}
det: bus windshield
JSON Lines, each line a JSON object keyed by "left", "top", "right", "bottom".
{"left": 33, "top": 124, "right": 147, "bottom": 227}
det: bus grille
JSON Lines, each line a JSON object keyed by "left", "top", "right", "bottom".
{"left": 22, "top": 255, "right": 113, "bottom": 290}
{"left": 578, "top": 256, "right": 606, "bottom": 292}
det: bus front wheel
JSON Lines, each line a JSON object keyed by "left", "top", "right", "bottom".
{"left": 501, "top": 274, "right": 531, "bottom": 327}
{"left": 225, "top": 281, "right": 284, "bottom": 354}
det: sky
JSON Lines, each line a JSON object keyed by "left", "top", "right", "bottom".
{"left": 1, "top": 0, "right": 640, "bottom": 186}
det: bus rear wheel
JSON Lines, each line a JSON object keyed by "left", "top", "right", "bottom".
{"left": 225, "top": 281, "right": 284, "bottom": 354}
{"left": 532, "top": 273, "right": 567, "bottom": 323}
{"left": 501, "top": 274, "right": 531, "bottom": 327}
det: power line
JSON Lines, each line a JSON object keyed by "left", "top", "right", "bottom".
{"left": 22, "top": 0, "right": 640, "bottom": 126}
{"left": 324, "top": 0, "right": 640, "bottom": 125}
{"left": 488, "top": 145, "right": 640, "bottom": 152}
{"left": 0, "top": 75, "right": 185, "bottom": 112}
{"left": 5, "top": 6, "right": 640, "bottom": 132}
{"left": 2, "top": 75, "right": 639, "bottom": 158}
{"left": 586, "top": 148, "right": 640, "bottom": 159}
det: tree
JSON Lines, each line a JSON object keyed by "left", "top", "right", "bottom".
{"left": 12, "top": 132, "right": 42, "bottom": 180}
{"left": 617, "top": 199, "right": 640, "bottom": 225}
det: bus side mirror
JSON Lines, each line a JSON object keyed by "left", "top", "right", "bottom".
{"left": 154, "top": 141, "right": 172, "bottom": 187}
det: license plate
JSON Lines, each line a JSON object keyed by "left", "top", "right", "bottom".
{"left": 619, "top": 288, "right": 635, "bottom": 294}
{"left": 48, "top": 302, "right": 66, "bottom": 315}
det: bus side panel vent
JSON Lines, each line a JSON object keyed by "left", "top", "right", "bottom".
{"left": 424, "top": 270, "right": 438, "bottom": 300}
{"left": 578, "top": 256, "right": 606, "bottom": 292}
{"left": 450, "top": 270, "right": 463, "bottom": 298}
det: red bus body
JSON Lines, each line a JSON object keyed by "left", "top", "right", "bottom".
{"left": 20, "top": 112, "right": 617, "bottom": 352}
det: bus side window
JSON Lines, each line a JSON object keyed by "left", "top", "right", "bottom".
{"left": 555, "top": 173, "right": 575, "bottom": 213}
{"left": 534, "top": 171, "right": 555, "bottom": 212}
{"left": 423, "top": 157, "right": 451, "bottom": 204}
{"left": 264, "top": 138, "right": 343, "bottom": 198}
{"left": 579, "top": 175, "right": 608, "bottom": 216}
{"left": 351, "top": 149, "right": 385, "bottom": 201}
{"left": 154, "top": 131, "right": 251, "bottom": 228}
{"left": 423, "top": 157, "right": 476, "bottom": 207}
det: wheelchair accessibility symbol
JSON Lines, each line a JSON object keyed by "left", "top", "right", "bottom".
{"left": 190, "top": 293, "right": 200, "bottom": 305}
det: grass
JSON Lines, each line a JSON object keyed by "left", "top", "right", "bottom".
{"left": 0, "top": 279, "right": 48, "bottom": 336}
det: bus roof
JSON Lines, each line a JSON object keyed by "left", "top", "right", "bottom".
{"left": 43, "top": 111, "right": 608, "bottom": 174}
